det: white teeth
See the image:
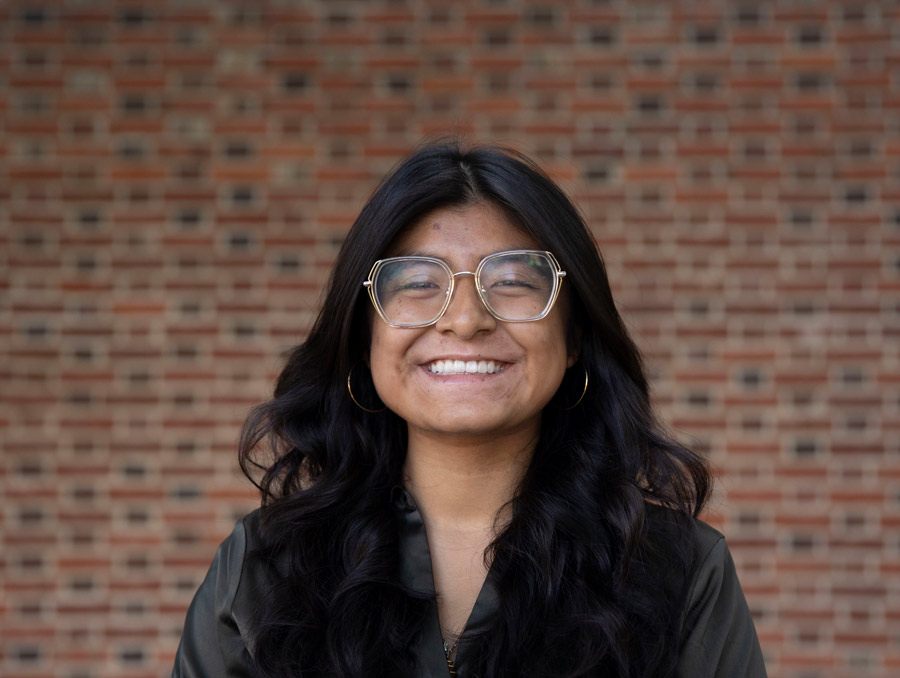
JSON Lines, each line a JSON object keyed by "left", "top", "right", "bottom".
{"left": 427, "top": 359, "right": 504, "bottom": 375}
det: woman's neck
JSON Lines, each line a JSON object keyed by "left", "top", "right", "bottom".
{"left": 402, "top": 429, "right": 537, "bottom": 531}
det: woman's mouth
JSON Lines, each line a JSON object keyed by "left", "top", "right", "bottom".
{"left": 426, "top": 359, "right": 506, "bottom": 375}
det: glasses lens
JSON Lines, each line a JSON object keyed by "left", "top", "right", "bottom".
{"left": 479, "top": 252, "right": 557, "bottom": 320}
{"left": 374, "top": 258, "right": 450, "bottom": 326}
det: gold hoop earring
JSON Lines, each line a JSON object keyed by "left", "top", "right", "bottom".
{"left": 557, "top": 366, "right": 588, "bottom": 411}
{"left": 347, "top": 364, "right": 386, "bottom": 413}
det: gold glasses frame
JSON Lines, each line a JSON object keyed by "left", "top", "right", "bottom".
{"left": 362, "top": 249, "right": 566, "bottom": 328}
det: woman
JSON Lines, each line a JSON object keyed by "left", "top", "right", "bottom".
{"left": 174, "top": 142, "right": 766, "bottom": 677}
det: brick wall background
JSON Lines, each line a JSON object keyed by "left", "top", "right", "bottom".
{"left": 1, "top": 1, "right": 898, "bottom": 676}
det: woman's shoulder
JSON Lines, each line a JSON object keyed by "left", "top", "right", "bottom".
{"left": 646, "top": 507, "right": 768, "bottom": 676}
{"left": 644, "top": 500, "right": 721, "bottom": 534}
{"left": 206, "top": 508, "right": 271, "bottom": 605}
{"left": 238, "top": 507, "right": 263, "bottom": 545}
{"left": 642, "top": 502, "right": 727, "bottom": 569}
{"left": 173, "top": 509, "right": 266, "bottom": 672}
{"left": 215, "top": 508, "right": 262, "bottom": 558}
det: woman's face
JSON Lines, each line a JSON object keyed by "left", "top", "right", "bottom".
{"left": 368, "top": 202, "right": 575, "bottom": 445}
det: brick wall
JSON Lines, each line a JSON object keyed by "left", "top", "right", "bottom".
{"left": 1, "top": 1, "right": 898, "bottom": 676}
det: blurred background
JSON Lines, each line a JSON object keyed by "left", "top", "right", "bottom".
{"left": 1, "top": 0, "right": 898, "bottom": 676}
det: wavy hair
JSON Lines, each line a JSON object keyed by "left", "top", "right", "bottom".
{"left": 239, "top": 141, "right": 711, "bottom": 677}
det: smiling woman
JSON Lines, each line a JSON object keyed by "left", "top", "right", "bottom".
{"left": 172, "top": 142, "right": 767, "bottom": 678}
{"left": 370, "top": 203, "right": 573, "bottom": 447}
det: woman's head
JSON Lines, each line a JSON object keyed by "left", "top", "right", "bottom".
{"left": 317, "top": 141, "right": 643, "bottom": 400}
{"left": 367, "top": 201, "right": 575, "bottom": 446}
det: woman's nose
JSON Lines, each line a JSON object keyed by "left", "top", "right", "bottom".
{"left": 434, "top": 274, "right": 496, "bottom": 338}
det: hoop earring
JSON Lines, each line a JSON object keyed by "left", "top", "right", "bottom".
{"left": 347, "top": 364, "right": 386, "bottom": 413}
{"left": 557, "top": 366, "right": 588, "bottom": 411}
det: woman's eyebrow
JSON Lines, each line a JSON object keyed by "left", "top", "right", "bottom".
{"left": 389, "top": 249, "right": 461, "bottom": 263}
{"left": 391, "top": 249, "right": 519, "bottom": 261}
{"left": 398, "top": 249, "right": 441, "bottom": 258}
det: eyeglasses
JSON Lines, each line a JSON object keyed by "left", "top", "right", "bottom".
{"left": 363, "top": 249, "right": 566, "bottom": 328}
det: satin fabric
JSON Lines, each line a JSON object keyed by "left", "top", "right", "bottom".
{"left": 172, "top": 490, "right": 766, "bottom": 677}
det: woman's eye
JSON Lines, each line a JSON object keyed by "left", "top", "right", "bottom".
{"left": 397, "top": 280, "right": 439, "bottom": 290}
{"left": 490, "top": 277, "right": 537, "bottom": 289}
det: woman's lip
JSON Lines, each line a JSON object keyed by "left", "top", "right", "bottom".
{"left": 423, "top": 358, "right": 509, "bottom": 375}
{"left": 421, "top": 356, "right": 510, "bottom": 364}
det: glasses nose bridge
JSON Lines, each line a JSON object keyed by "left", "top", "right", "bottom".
{"left": 448, "top": 269, "right": 479, "bottom": 299}
{"left": 442, "top": 268, "right": 489, "bottom": 319}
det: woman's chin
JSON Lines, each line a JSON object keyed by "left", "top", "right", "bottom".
{"left": 403, "top": 408, "right": 541, "bottom": 443}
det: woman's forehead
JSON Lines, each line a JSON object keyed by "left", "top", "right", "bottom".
{"left": 385, "top": 203, "right": 540, "bottom": 262}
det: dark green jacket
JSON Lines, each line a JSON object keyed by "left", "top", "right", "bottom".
{"left": 174, "top": 493, "right": 766, "bottom": 677}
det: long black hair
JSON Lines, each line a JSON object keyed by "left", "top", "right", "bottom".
{"left": 239, "top": 141, "right": 711, "bottom": 677}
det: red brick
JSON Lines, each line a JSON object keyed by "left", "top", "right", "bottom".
{"left": 1, "top": 3, "right": 895, "bottom": 676}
